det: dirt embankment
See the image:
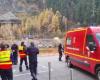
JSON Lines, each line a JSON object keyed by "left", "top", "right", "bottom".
{"left": 39, "top": 48, "right": 58, "bottom": 56}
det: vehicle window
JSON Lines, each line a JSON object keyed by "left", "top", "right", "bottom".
{"left": 66, "top": 37, "right": 71, "bottom": 45}
{"left": 96, "top": 33, "right": 100, "bottom": 44}
{"left": 87, "top": 35, "right": 94, "bottom": 45}
{"left": 86, "top": 35, "right": 96, "bottom": 51}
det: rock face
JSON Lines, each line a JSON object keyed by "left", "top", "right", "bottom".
{"left": 0, "top": 0, "right": 13, "bottom": 13}
{"left": 0, "top": 0, "right": 44, "bottom": 14}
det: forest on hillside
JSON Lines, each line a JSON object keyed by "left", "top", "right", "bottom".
{"left": 0, "top": 0, "right": 100, "bottom": 39}
{"left": 0, "top": 0, "right": 100, "bottom": 26}
{"left": 47, "top": 0, "right": 100, "bottom": 26}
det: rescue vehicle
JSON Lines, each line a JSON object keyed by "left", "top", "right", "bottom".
{"left": 64, "top": 27, "right": 100, "bottom": 80}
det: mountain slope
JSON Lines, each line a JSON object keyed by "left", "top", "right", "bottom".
{"left": 0, "top": 0, "right": 44, "bottom": 15}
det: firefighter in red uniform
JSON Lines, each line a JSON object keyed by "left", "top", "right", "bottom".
{"left": 19, "top": 42, "right": 29, "bottom": 72}
{"left": 0, "top": 43, "right": 13, "bottom": 80}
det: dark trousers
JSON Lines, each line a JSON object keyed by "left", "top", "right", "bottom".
{"left": 13, "top": 52, "right": 18, "bottom": 65}
{"left": 19, "top": 57, "right": 28, "bottom": 72}
{"left": 59, "top": 52, "right": 62, "bottom": 61}
{"left": 29, "top": 62, "right": 37, "bottom": 80}
{"left": 0, "top": 68, "right": 13, "bottom": 80}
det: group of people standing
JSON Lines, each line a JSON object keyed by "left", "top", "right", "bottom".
{"left": 0, "top": 40, "right": 64, "bottom": 80}
{"left": 0, "top": 41, "right": 39, "bottom": 80}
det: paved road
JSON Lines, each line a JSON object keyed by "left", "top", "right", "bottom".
{"left": 0, "top": 56, "right": 97, "bottom": 80}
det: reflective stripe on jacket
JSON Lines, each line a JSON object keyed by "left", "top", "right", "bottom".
{"left": 19, "top": 46, "right": 26, "bottom": 58}
{"left": 0, "top": 50, "right": 12, "bottom": 69}
{"left": 19, "top": 51, "right": 26, "bottom": 58}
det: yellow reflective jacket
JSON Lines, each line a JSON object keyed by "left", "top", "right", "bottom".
{"left": 0, "top": 50, "right": 11, "bottom": 62}
{"left": 19, "top": 46, "right": 24, "bottom": 51}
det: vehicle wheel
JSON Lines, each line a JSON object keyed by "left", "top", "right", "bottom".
{"left": 67, "top": 57, "right": 73, "bottom": 68}
{"left": 96, "top": 67, "right": 100, "bottom": 80}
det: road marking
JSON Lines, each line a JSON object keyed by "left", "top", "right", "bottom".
{"left": 14, "top": 70, "right": 51, "bottom": 77}
{"left": 14, "top": 73, "right": 30, "bottom": 77}
{"left": 13, "top": 69, "right": 16, "bottom": 72}
{"left": 14, "top": 65, "right": 53, "bottom": 77}
{"left": 39, "top": 65, "right": 53, "bottom": 71}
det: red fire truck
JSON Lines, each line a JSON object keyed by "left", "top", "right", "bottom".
{"left": 64, "top": 27, "right": 100, "bottom": 80}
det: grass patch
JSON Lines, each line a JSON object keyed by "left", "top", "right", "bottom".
{"left": 39, "top": 48, "right": 57, "bottom": 53}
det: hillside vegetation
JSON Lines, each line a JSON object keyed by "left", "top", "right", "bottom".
{"left": 0, "top": 0, "right": 100, "bottom": 39}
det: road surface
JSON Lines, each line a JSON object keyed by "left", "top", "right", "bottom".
{"left": 0, "top": 56, "right": 97, "bottom": 80}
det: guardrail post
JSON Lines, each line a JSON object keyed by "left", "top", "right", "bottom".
{"left": 48, "top": 62, "right": 51, "bottom": 80}
{"left": 70, "top": 69, "right": 73, "bottom": 80}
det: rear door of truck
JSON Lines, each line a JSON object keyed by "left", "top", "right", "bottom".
{"left": 65, "top": 29, "right": 91, "bottom": 70}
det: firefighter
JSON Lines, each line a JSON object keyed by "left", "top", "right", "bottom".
{"left": 0, "top": 43, "right": 13, "bottom": 80}
{"left": 27, "top": 42, "right": 39, "bottom": 80}
{"left": 58, "top": 43, "right": 63, "bottom": 61}
{"left": 19, "top": 42, "right": 29, "bottom": 72}
{"left": 11, "top": 43, "right": 18, "bottom": 65}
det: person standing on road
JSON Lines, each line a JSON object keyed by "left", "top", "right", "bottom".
{"left": 58, "top": 43, "right": 64, "bottom": 61}
{"left": 11, "top": 43, "right": 18, "bottom": 65}
{"left": 0, "top": 43, "right": 13, "bottom": 80}
{"left": 27, "top": 42, "right": 39, "bottom": 80}
{"left": 19, "top": 42, "right": 29, "bottom": 72}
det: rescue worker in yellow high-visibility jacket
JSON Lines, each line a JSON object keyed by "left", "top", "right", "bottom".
{"left": 19, "top": 42, "right": 29, "bottom": 72}
{"left": 0, "top": 43, "right": 13, "bottom": 80}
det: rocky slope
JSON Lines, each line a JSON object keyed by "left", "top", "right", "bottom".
{"left": 0, "top": 0, "right": 44, "bottom": 15}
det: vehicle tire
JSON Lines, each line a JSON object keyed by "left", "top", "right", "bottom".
{"left": 67, "top": 57, "right": 73, "bottom": 68}
{"left": 96, "top": 67, "right": 100, "bottom": 80}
